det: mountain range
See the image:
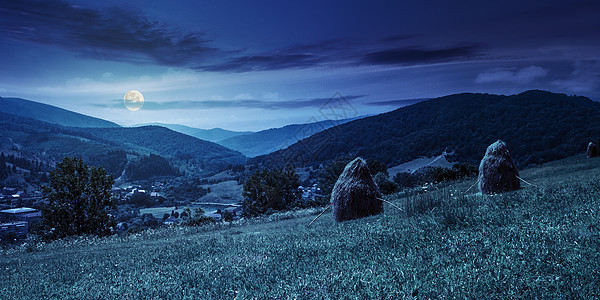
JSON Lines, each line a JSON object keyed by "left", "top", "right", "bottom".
{"left": 0, "top": 97, "right": 246, "bottom": 180}
{"left": 3, "top": 90, "right": 599, "bottom": 181}
{"left": 251, "top": 90, "right": 600, "bottom": 169}
{"left": 217, "top": 117, "right": 362, "bottom": 157}
{"left": 136, "top": 123, "right": 253, "bottom": 143}
{"left": 140, "top": 118, "right": 363, "bottom": 158}
{"left": 0, "top": 96, "right": 119, "bottom": 128}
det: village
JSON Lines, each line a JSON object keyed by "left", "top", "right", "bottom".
{"left": 0, "top": 180, "right": 324, "bottom": 243}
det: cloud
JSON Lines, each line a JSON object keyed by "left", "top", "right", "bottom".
{"left": 0, "top": 1, "right": 487, "bottom": 73}
{"left": 366, "top": 98, "right": 430, "bottom": 107}
{"left": 197, "top": 53, "right": 323, "bottom": 72}
{"left": 363, "top": 45, "right": 481, "bottom": 65}
{"left": 0, "top": 0, "right": 218, "bottom": 66}
{"left": 197, "top": 42, "right": 485, "bottom": 72}
{"left": 35, "top": 69, "right": 201, "bottom": 95}
{"left": 94, "top": 95, "right": 365, "bottom": 110}
{"left": 552, "top": 60, "right": 600, "bottom": 94}
{"left": 475, "top": 66, "right": 549, "bottom": 84}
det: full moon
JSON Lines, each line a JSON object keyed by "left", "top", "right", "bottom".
{"left": 123, "top": 90, "right": 144, "bottom": 111}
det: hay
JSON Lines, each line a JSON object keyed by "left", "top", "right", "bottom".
{"left": 478, "top": 140, "right": 520, "bottom": 194}
{"left": 331, "top": 157, "right": 382, "bottom": 222}
{"left": 587, "top": 142, "right": 598, "bottom": 158}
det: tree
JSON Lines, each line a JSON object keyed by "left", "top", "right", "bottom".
{"left": 318, "top": 157, "right": 352, "bottom": 199}
{"left": 374, "top": 172, "right": 398, "bottom": 195}
{"left": 242, "top": 166, "right": 301, "bottom": 216}
{"left": 41, "top": 156, "right": 116, "bottom": 239}
{"left": 128, "top": 192, "right": 153, "bottom": 207}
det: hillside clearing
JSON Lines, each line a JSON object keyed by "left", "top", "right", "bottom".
{"left": 1, "top": 155, "right": 599, "bottom": 298}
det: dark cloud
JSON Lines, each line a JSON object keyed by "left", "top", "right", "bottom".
{"left": 363, "top": 45, "right": 481, "bottom": 65}
{"left": 0, "top": 0, "right": 487, "bottom": 72}
{"left": 198, "top": 53, "right": 322, "bottom": 72}
{"left": 197, "top": 41, "right": 485, "bottom": 72}
{"left": 0, "top": 0, "right": 218, "bottom": 66}
{"left": 95, "top": 95, "right": 365, "bottom": 110}
{"left": 366, "top": 98, "right": 430, "bottom": 107}
{"left": 196, "top": 39, "right": 361, "bottom": 72}
{"left": 2, "top": 0, "right": 479, "bottom": 72}
{"left": 379, "top": 34, "right": 416, "bottom": 43}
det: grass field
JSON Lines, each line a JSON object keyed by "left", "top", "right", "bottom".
{"left": 198, "top": 180, "right": 243, "bottom": 204}
{"left": 1, "top": 154, "right": 600, "bottom": 298}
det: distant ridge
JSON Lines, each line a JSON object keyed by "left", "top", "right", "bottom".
{"left": 252, "top": 90, "right": 600, "bottom": 169}
{"left": 137, "top": 123, "right": 253, "bottom": 143}
{"left": 217, "top": 117, "right": 363, "bottom": 157}
{"left": 0, "top": 113, "right": 245, "bottom": 177}
{"left": 0, "top": 96, "right": 119, "bottom": 128}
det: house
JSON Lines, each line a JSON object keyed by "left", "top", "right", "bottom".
{"left": 0, "top": 207, "right": 42, "bottom": 223}
{"left": 205, "top": 211, "right": 222, "bottom": 221}
{"left": 1, "top": 187, "right": 17, "bottom": 196}
{"left": 163, "top": 216, "right": 179, "bottom": 225}
{"left": 298, "top": 184, "right": 323, "bottom": 200}
{"left": 0, "top": 221, "right": 29, "bottom": 240}
{"left": 115, "top": 222, "right": 129, "bottom": 232}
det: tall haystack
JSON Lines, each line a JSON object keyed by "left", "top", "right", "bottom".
{"left": 478, "top": 140, "right": 520, "bottom": 194}
{"left": 587, "top": 142, "right": 597, "bottom": 158}
{"left": 331, "top": 157, "right": 382, "bottom": 222}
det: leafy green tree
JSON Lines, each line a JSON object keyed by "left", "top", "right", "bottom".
{"left": 128, "top": 192, "right": 153, "bottom": 207}
{"left": 181, "top": 208, "right": 214, "bottom": 226}
{"left": 221, "top": 210, "right": 234, "bottom": 222}
{"left": 242, "top": 166, "right": 301, "bottom": 216}
{"left": 41, "top": 156, "right": 116, "bottom": 239}
{"left": 318, "top": 157, "right": 352, "bottom": 199}
{"left": 374, "top": 172, "right": 398, "bottom": 195}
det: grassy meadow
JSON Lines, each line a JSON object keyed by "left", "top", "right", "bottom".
{"left": 1, "top": 154, "right": 600, "bottom": 299}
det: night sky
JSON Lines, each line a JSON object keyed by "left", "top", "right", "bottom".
{"left": 1, "top": 0, "right": 599, "bottom": 131}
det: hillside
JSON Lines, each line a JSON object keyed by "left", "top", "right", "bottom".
{"left": 1, "top": 154, "right": 599, "bottom": 298}
{"left": 137, "top": 123, "right": 253, "bottom": 143}
{"left": 0, "top": 113, "right": 246, "bottom": 179}
{"left": 252, "top": 90, "right": 600, "bottom": 168}
{"left": 81, "top": 126, "right": 246, "bottom": 173}
{"left": 218, "top": 117, "right": 361, "bottom": 157}
{"left": 0, "top": 97, "right": 119, "bottom": 128}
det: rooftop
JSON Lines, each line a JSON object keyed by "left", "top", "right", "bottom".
{"left": 0, "top": 207, "right": 38, "bottom": 214}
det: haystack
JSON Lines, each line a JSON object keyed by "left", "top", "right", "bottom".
{"left": 478, "top": 140, "right": 520, "bottom": 194}
{"left": 331, "top": 157, "right": 382, "bottom": 222}
{"left": 587, "top": 142, "right": 598, "bottom": 158}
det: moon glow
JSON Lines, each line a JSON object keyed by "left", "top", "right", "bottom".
{"left": 124, "top": 90, "right": 144, "bottom": 111}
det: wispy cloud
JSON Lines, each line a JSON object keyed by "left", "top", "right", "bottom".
{"left": 0, "top": 2, "right": 488, "bottom": 73}
{"left": 198, "top": 53, "right": 323, "bottom": 72}
{"left": 197, "top": 42, "right": 486, "bottom": 72}
{"left": 552, "top": 60, "right": 600, "bottom": 94}
{"left": 475, "top": 66, "right": 549, "bottom": 84}
{"left": 95, "top": 95, "right": 366, "bottom": 110}
{"left": 35, "top": 69, "right": 201, "bottom": 95}
{"left": 0, "top": 0, "right": 218, "bottom": 66}
{"left": 365, "top": 98, "right": 430, "bottom": 107}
